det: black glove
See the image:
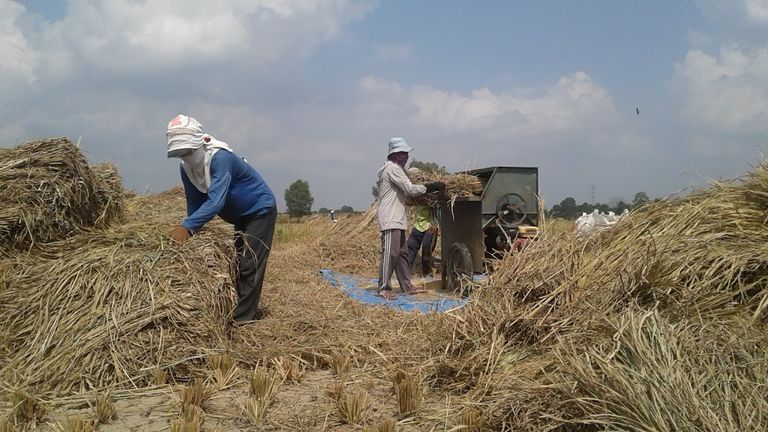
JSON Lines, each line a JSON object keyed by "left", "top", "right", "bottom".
{"left": 424, "top": 182, "right": 446, "bottom": 193}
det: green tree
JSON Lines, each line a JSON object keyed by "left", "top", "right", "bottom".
{"left": 408, "top": 159, "right": 446, "bottom": 174}
{"left": 339, "top": 205, "right": 354, "bottom": 213}
{"left": 284, "top": 179, "right": 314, "bottom": 219}
{"left": 632, "top": 191, "right": 650, "bottom": 208}
{"left": 551, "top": 197, "right": 578, "bottom": 219}
{"left": 318, "top": 207, "right": 330, "bottom": 214}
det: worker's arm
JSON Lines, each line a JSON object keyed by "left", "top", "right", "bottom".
{"left": 180, "top": 154, "right": 233, "bottom": 232}
{"left": 388, "top": 165, "right": 427, "bottom": 196}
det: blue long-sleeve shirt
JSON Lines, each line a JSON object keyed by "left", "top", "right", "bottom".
{"left": 180, "top": 150, "right": 276, "bottom": 232}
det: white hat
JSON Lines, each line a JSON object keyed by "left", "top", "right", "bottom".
{"left": 388, "top": 137, "right": 413, "bottom": 155}
{"left": 166, "top": 114, "right": 204, "bottom": 158}
{"left": 167, "top": 114, "right": 203, "bottom": 136}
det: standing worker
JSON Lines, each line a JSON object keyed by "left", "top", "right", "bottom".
{"left": 405, "top": 167, "right": 439, "bottom": 277}
{"left": 166, "top": 114, "right": 277, "bottom": 323}
{"left": 376, "top": 137, "right": 445, "bottom": 300}
{"left": 406, "top": 202, "right": 438, "bottom": 277}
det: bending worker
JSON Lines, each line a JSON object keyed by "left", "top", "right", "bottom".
{"left": 166, "top": 114, "right": 276, "bottom": 323}
{"left": 376, "top": 137, "right": 445, "bottom": 300}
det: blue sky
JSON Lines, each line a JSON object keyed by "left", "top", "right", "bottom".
{"left": 3, "top": 0, "right": 768, "bottom": 210}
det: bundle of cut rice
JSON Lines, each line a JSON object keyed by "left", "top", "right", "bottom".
{"left": 0, "top": 138, "right": 125, "bottom": 255}
{"left": 91, "top": 162, "right": 128, "bottom": 228}
{"left": 0, "top": 190, "right": 235, "bottom": 394}
{"left": 317, "top": 206, "right": 380, "bottom": 275}
{"left": 405, "top": 170, "right": 483, "bottom": 206}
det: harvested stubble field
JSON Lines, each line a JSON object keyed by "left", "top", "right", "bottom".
{"left": 1, "top": 138, "right": 767, "bottom": 431}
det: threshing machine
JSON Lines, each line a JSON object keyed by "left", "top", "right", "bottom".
{"left": 439, "top": 166, "right": 541, "bottom": 294}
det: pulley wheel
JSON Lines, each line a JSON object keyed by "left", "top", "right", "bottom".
{"left": 496, "top": 193, "right": 527, "bottom": 225}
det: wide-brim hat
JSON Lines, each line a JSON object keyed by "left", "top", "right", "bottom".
{"left": 387, "top": 137, "right": 413, "bottom": 155}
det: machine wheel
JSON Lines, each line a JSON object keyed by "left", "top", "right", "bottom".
{"left": 496, "top": 193, "right": 527, "bottom": 225}
{"left": 445, "top": 242, "right": 473, "bottom": 297}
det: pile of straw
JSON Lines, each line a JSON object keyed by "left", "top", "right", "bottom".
{"left": 0, "top": 189, "right": 236, "bottom": 394}
{"left": 405, "top": 170, "right": 483, "bottom": 206}
{"left": 0, "top": 138, "right": 125, "bottom": 255}
{"left": 91, "top": 162, "right": 128, "bottom": 228}
{"left": 425, "top": 161, "right": 768, "bottom": 430}
{"left": 317, "top": 206, "right": 381, "bottom": 275}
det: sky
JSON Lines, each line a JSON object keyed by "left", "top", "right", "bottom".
{"left": 2, "top": 0, "right": 768, "bottom": 211}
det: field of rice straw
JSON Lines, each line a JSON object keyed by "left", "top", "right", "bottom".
{"left": 0, "top": 137, "right": 766, "bottom": 431}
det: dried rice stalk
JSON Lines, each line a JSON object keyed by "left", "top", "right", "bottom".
{"left": 405, "top": 170, "right": 483, "bottom": 206}
{"left": 0, "top": 191, "right": 235, "bottom": 394}
{"left": 50, "top": 415, "right": 94, "bottom": 432}
{"left": 317, "top": 205, "right": 380, "bottom": 274}
{"left": 92, "top": 390, "right": 116, "bottom": 424}
{"left": 208, "top": 352, "right": 238, "bottom": 390}
{"left": 150, "top": 368, "right": 168, "bottom": 386}
{"left": 336, "top": 388, "right": 371, "bottom": 425}
{"left": 243, "top": 395, "right": 270, "bottom": 425}
{"left": 0, "top": 138, "right": 125, "bottom": 254}
{"left": 325, "top": 382, "right": 344, "bottom": 402}
{"left": 560, "top": 310, "right": 768, "bottom": 431}
{"left": 329, "top": 351, "right": 352, "bottom": 376}
{"left": 90, "top": 162, "right": 127, "bottom": 228}
{"left": 272, "top": 356, "right": 306, "bottom": 383}
{"left": 0, "top": 419, "right": 16, "bottom": 432}
{"left": 171, "top": 405, "right": 203, "bottom": 432}
{"left": 179, "top": 380, "right": 211, "bottom": 414}
{"left": 248, "top": 367, "right": 280, "bottom": 400}
{"left": 392, "top": 370, "right": 421, "bottom": 416}
{"left": 456, "top": 409, "right": 482, "bottom": 431}
{"left": 244, "top": 367, "right": 281, "bottom": 425}
{"left": 10, "top": 389, "right": 45, "bottom": 427}
{"left": 365, "top": 417, "right": 397, "bottom": 432}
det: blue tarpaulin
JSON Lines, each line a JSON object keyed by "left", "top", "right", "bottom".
{"left": 319, "top": 269, "right": 466, "bottom": 313}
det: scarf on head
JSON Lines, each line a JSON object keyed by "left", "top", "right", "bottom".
{"left": 167, "top": 114, "right": 234, "bottom": 193}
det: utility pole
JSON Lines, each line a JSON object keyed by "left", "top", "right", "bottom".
{"left": 591, "top": 185, "right": 595, "bottom": 205}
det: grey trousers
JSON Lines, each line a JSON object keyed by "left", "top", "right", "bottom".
{"left": 378, "top": 229, "right": 415, "bottom": 293}
{"left": 233, "top": 207, "right": 276, "bottom": 321}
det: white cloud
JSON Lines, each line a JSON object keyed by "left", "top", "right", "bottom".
{"left": 746, "top": 0, "right": 768, "bottom": 22}
{"left": 16, "top": 0, "right": 376, "bottom": 76}
{"left": 695, "top": 0, "right": 768, "bottom": 32}
{"left": 358, "top": 72, "right": 615, "bottom": 139}
{"left": 0, "top": 1, "right": 38, "bottom": 85}
{"left": 672, "top": 46, "right": 768, "bottom": 135}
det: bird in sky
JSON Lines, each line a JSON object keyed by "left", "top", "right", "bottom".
{"left": 636, "top": 107, "right": 640, "bottom": 115}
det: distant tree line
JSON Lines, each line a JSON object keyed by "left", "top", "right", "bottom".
{"left": 317, "top": 206, "right": 355, "bottom": 214}
{"left": 549, "top": 192, "right": 652, "bottom": 219}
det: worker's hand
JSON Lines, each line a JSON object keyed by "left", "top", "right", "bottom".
{"left": 425, "top": 182, "right": 446, "bottom": 193}
{"left": 170, "top": 225, "right": 190, "bottom": 245}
